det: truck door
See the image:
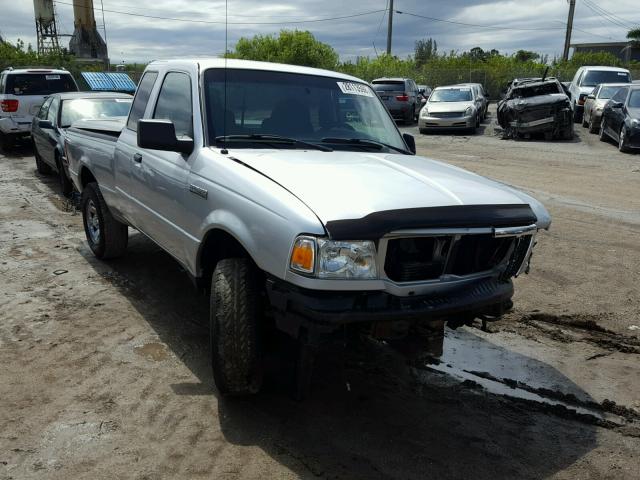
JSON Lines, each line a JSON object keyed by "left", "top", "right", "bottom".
{"left": 113, "top": 71, "right": 158, "bottom": 222}
{"left": 124, "top": 71, "right": 195, "bottom": 265}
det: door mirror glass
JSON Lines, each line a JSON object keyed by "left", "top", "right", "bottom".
{"left": 38, "top": 120, "right": 54, "bottom": 129}
{"left": 402, "top": 133, "right": 416, "bottom": 154}
{"left": 611, "top": 101, "right": 624, "bottom": 109}
{"left": 587, "top": 94, "right": 596, "bottom": 100}
{"left": 137, "top": 119, "right": 194, "bottom": 154}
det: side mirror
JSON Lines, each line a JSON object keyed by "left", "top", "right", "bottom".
{"left": 587, "top": 94, "right": 596, "bottom": 100}
{"left": 137, "top": 119, "right": 194, "bottom": 154}
{"left": 38, "top": 120, "right": 54, "bottom": 129}
{"left": 402, "top": 133, "right": 416, "bottom": 154}
{"left": 611, "top": 102, "right": 624, "bottom": 109}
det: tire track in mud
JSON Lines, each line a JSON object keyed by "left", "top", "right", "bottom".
{"left": 517, "top": 312, "right": 640, "bottom": 354}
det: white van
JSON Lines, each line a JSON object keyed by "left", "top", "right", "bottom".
{"left": 567, "top": 66, "right": 631, "bottom": 123}
{"left": 0, "top": 68, "right": 78, "bottom": 150}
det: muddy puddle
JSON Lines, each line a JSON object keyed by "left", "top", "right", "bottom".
{"left": 416, "top": 327, "right": 634, "bottom": 425}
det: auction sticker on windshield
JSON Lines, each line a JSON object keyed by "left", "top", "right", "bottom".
{"left": 337, "top": 82, "right": 373, "bottom": 97}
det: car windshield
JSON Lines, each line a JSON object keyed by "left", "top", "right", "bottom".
{"left": 371, "top": 81, "right": 405, "bottom": 92}
{"left": 598, "top": 86, "right": 622, "bottom": 99}
{"left": 582, "top": 70, "right": 630, "bottom": 87}
{"left": 204, "top": 69, "right": 406, "bottom": 152}
{"left": 60, "top": 97, "right": 132, "bottom": 128}
{"left": 6, "top": 73, "right": 77, "bottom": 96}
{"left": 429, "top": 88, "right": 472, "bottom": 102}
{"left": 629, "top": 90, "right": 640, "bottom": 109}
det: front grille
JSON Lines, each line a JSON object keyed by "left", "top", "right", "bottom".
{"left": 430, "top": 111, "right": 465, "bottom": 118}
{"left": 384, "top": 233, "right": 532, "bottom": 283}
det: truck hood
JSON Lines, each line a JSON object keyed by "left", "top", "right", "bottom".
{"left": 226, "top": 149, "right": 551, "bottom": 231}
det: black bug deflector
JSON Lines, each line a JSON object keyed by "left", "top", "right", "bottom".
{"left": 324, "top": 204, "right": 537, "bottom": 240}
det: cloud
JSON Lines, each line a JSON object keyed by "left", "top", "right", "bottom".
{"left": 1, "top": 0, "right": 638, "bottom": 63}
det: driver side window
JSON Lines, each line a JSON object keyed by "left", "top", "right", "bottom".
{"left": 612, "top": 88, "right": 628, "bottom": 103}
{"left": 153, "top": 72, "right": 193, "bottom": 138}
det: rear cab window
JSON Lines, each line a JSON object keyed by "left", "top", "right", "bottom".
{"left": 126, "top": 71, "right": 158, "bottom": 131}
{"left": 5, "top": 73, "right": 77, "bottom": 96}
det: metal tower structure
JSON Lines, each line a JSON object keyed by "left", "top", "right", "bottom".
{"left": 69, "top": 0, "right": 108, "bottom": 64}
{"left": 33, "top": 0, "right": 62, "bottom": 56}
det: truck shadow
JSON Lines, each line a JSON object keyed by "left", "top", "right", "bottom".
{"left": 80, "top": 231, "right": 599, "bottom": 479}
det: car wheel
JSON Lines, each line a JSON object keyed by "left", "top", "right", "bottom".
{"left": 582, "top": 113, "right": 589, "bottom": 128}
{"left": 210, "top": 257, "right": 263, "bottom": 396}
{"left": 57, "top": 156, "right": 73, "bottom": 197}
{"left": 34, "top": 143, "right": 52, "bottom": 174}
{"left": 599, "top": 119, "right": 609, "bottom": 142}
{"left": 573, "top": 105, "right": 583, "bottom": 123}
{"left": 476, "top": 114, "right": 480, "bottom": 128}
{"left": 81, "top": 182, "right": 128, "bottom": 259}
{"left": 588, "top": 115, "right": 598, "bottom": 134}
{"left": 419, "top": 128, "right": 429, "bottom": 135}
{"left": 618, "top": 127, "right": 630, "bottom": 153}
{"left": 0, "top": 132, "right": 13, "bottom": 152}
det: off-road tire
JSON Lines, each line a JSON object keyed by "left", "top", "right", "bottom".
{"left": 81, "top": 182, "right": 128, "bottom": 259}
{"left": 618, "top": 127, "right": 630, "bottom": 153}
{"left": 210, "top": 258, "right": 263, "bottom": 396}
{"left": 34, "top": 143, "right": 52, "bottom": 174}
{"left": 57, "top": 155, "right": 73, "bottom": 197}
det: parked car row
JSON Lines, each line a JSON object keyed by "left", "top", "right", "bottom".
{"left": 0, "top": 66, "right": 134, "bottom": 192}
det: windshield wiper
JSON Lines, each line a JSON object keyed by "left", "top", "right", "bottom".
{"left": 215, "top": 134, "right": 332, "bottom": 152}
{"left": 321, "top": 137, "right": 411, "bottom": 155}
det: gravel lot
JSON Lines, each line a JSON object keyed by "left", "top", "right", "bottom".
{"left": 1, "top": 106, "right": 639, "bottom": 479}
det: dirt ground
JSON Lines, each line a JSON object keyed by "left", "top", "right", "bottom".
{"left": 1, "top": 108, "right": 640, "bottom": 479}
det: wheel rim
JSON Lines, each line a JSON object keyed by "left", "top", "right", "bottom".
{"left": 619, "top": 129, "right": 625, "bottom": 149}
{"left": 85, "top": 199, "right": 100, "bottom": 244}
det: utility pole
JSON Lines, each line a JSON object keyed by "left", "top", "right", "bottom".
{"left": 386, "top": 0, "right": 394, "bottom": 55}
{"left": 562, "top": 0, "right": 576, "bottom": 61}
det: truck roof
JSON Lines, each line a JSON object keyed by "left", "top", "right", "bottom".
{"left": 1, "top": 68, "right": 72, "bottom": 75}
{"left": 147, "top": 58, "right": 365, "bottom": 83}
{"left": 578, "top": 65, "right": 630, "bottom": 72}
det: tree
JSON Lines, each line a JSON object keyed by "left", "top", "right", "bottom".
{"left": 628, "top": 28, "right": 640, "bottom": 45}
{"left": 414, "top": 38, "right": 438, "bottom": 66}
{"left": 468, "top": 47, "right": 486, "bottom": 61}
{"left": 228, "top": 30, "right": 339, "bottom": 70}
{"left": 514, "top": 50, "right": 540, "bottom": 62}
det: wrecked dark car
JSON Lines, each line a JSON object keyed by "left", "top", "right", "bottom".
{"left": 497, "top": 78, "right": 573, "bottom": 140}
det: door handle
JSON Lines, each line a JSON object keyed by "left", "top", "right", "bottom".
{"left": 133, "top": 153, "right": 142, "bottom": 163}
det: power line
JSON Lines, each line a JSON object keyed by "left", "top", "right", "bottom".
{"left": 394, "top": 9, "right": 565, "bottom": 32}
{"left": 372, "top": 0, "right": 388, "bottom": 57}
{"left": 53, "top": 1, "right": 385, "bottom": 26}
{"left": 582, "top": 0, "right": 639, "bottom": 30}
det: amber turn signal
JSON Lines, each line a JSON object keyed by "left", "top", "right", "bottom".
{"left": 290, "top": 237, "right": 316, "bottom": 274}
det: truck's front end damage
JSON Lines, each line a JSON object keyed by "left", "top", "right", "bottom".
{"left": 267, "top": 204, "right": 542, "bottom": 360}
{"left": 498, "top": 80, "right": 573, "bottom": 140}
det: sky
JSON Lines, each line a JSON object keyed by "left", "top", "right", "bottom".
{"left": 1, "top": 0, "right": 638, "bottom": 63}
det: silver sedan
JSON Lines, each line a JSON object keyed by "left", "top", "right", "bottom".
{"left": 419, "top": 86, "right": 479, "bottom": 134}
{"left": 583, "top": 83, "right": 628, "bottom": 133}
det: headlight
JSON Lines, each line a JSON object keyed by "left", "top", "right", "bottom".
{"left": 420, "top": 107, "right": 429, "bottom": 116}
{"left": 289, "top": 236, "right": 378, "bottom": 279}
{"left": 632, "top": 119, "right": 640, "bottom": 128}
{"left": 464, "top": 106, "right": 474, "bottom": 116}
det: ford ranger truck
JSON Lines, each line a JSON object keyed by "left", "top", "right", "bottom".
{"left": 64, "top": 59, "right": 551, "bottom": 396}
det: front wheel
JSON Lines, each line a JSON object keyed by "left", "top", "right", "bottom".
{"left": 210, "top": 258, "right": 263, "bottom": 396}
{"left": 573, "top": 105, "right": 583, "bottom": 123}
{"left": 599, "top": 119, "right": 609, "bottom": 142}
{"left": 618, "top": 127, "right": 630, "bottom": 153}
{"left": 34, "top": 143, "right": 52, "bottom": 174}
{"left": 81, "top": 182, "right": 128, "bottom": 259}
{"left": 57, "top": 157, "right": 73, "bottom": 197}
{"left": 588, "top": 115, "right": 598, "bottom": 134}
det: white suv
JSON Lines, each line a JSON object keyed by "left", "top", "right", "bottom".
{"left": 567, "top": 66, "right": 631, "bottom": 123}
{"left": 0, "top": 67, "right": 78, "bottom": 150}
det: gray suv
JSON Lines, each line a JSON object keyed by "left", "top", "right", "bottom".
{"left": 371, "top": 78, "right": 419, "bottom": 123}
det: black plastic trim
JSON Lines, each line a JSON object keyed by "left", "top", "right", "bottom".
{"left": 324, "top": 204, "right": 537, "bottom": 240}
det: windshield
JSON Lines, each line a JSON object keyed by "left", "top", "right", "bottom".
{"left": 598, "top": 86, "right": 622, "bottom": 99}
{"left": 429, "top": 88, "right": 472, "bottom": 102}
{"left": 582, "top": 70, "right": 630, "bottom": 87}
{"left": 6, "top": 73, "right": 77, "bottom": 96}
{"left": 629, "top": 90, "right": 640, "bottom": 109}
{"left": 204, "top": 69, "right": 406, "bottom": 151}
{"left": 60, "top": 97, "right": 132, "bottom": 128}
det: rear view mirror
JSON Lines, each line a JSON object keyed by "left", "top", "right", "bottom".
{"left": 137, "top": 119, "right": 194, "bottom": 154}
{"left": 402, "top": 133, "right": 416, "bottom": 154}
{"left": 38, "top": 120, "right": 54, "bottom": 129}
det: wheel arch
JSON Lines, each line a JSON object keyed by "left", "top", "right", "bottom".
{"left": 78, "top": 165, "right": 97, "bottom": 190}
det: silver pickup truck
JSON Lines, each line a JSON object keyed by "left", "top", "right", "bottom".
{"left": 65, "top": 58, "right": 551, "bottom": 396}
